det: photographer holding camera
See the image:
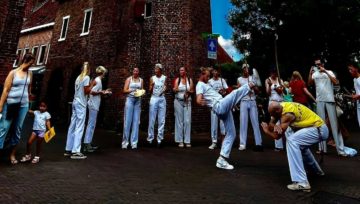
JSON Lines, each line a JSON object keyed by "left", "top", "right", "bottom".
{"left": 308, "top": 58, "right": 348, "bottom": 156}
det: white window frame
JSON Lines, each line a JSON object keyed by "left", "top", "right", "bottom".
{"left": 31, "top": 46, "right": 39, "bottom": 58}
{"left": 144, "top": 2, "right": 152, "bottom": 18}
{"left": 37, "top": 44, "right": 47, "bottom": 65}
{"left": 59, "top": 15, "right": 70, "bottom": 41}
{"left": 45, "top": 44, "right": 50, "bottom": 65}
{"left": 80, "top": 8, "right": 93, "bottom": 36}
{"left": 13, "top": 49, "right": 22, "bottom": 67}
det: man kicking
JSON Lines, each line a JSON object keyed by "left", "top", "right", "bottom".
{"left": 261, "top": 102, "right": 328, "bottom": 192}
{"left": 196, "top": 67, "right": 255, "bottom": 170}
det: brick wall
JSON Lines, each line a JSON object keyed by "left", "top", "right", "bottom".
{"left": 44, "top": 0, "right": 212, "bottom": 134}
{"left": 0, "top": 0, "right": 27, "bottom": 81}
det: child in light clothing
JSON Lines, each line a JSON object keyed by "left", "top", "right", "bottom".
{"left": 20, "top": 101, "right": 51, "bottom": 164}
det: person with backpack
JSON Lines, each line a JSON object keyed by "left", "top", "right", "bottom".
{"left": 173, "top": 67, "right": 194, "bottom": 148}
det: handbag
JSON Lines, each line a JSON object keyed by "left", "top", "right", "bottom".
{"left": 6, "top": 71, "right": 28, "bottom": 120}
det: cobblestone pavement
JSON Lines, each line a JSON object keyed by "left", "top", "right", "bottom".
{"left": 0, "top": 119, "right": 359, "bottom": 203}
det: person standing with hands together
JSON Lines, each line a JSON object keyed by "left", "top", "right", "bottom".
{"left": 148, "top": 64, "right": 167, "bottom": 147}
{"left": 122, "top": 67, "right": 143, "bottom": 149}
{"left": 173, "top": 67, "right": 194, "bottom": 148}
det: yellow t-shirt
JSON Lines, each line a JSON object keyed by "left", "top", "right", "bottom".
{"left": 281, "top": 102, "right": 324, "bottom": 128}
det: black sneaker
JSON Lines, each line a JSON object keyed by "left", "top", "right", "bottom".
{"left": 64, "top": 151, "right": 72, "bottom": 157}
{"left": 253, "top": 145, "right": 264, "bottom": 152}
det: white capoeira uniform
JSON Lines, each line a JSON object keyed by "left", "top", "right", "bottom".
{"left": 123, "top": 77, "right": 143, "bottom": 148}
{"left": 208, "top": 78, "right": 228, "bottom": 143}
{"left": 312, "top": 70, "right": 346, "bottom": 155}
{"left": 65, "top": 75, "right": 90, "bottom": 153}
{"left": 84, "top": 76, "right": 102, "bottom": 145}
{"left": 148, "top": 75, "right": 166, "bottom": 144}
{"left": 281, "top": 102, "right": 328, "bottom": 185}
{"left": 237, "top": 76, "right": 262, "bottom": 147}
{"left": 196, "top": 81, "right": 250, "bottom": 158}
{"left": 354, "top": 76, "right": 360, "bottom": 127}
{"left": 268, "top": 79, "right": 284, "bottom": 149}
{"left": 174, "top": 78, "right": 191, "bottom": 144}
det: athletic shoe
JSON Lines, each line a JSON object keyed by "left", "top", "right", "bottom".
{"left": 185, "top": 143, "right": 191, "bottom": 148}
{"left": 122, "top": 144, "right": 128, "bottom": 150}
{"left": 178, "top": 143, "right": 184, "bottom": 148}
{"left": 70, "top": 152, "right": 87, "bottom": 159}
{"left": 83, "top": 144, "right": 95, "bottom": 153}
{"left": 238, "top": 144, "right": 246, "bottom": 151}
{"left": 274, "top": 147, "right": 284, "bottom": 152}
{"left": 89, "top": 144, "right": 98, "bottom": 150}
{"left": 64, "top": 151, "right": 71, "bottom": 157}
{"left": 208, "top": 143, "right": 217, "bottom": 150}
{"left": 216, "top": 157, "right": 234, "bottom": 170}
{"left": 287, "top": 182, "right": 311, "bottom": 192}
{"left": 131, "top": 145, "right": 137, "bottom": 149}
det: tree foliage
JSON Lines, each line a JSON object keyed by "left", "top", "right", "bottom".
{"left": 229, "top": 0, "right": 360, "bottom": 85}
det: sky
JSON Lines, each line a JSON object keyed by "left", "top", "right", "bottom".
{"left": 210, "top": 0, "right": 242, "bottom": 62}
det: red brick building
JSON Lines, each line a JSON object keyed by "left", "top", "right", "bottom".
{"left": 0, "top": 0, "right": 27, "bottom": 81}
{"left": 16, "top": 0, "right": 59, "bottom": 104}
{"left": 40, "top": 0, "right": 214, "bottom": 133}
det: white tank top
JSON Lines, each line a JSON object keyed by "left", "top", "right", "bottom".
{"left": 152, "top": 75, "right": 166, "bottom": 96}
{"left": 128, "top": 77, "right": 142, "bottom": 97}
{"left": 175, "top": 78, "right": 190, "bottom": 100}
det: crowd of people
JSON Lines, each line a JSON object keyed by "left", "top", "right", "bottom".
{"left": 0, "top": 53, "right": 359, "bottom": 192}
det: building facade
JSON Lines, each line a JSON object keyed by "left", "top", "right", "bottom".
{"left": 41, "top": 0, "right": 213, "bottom": 133}
{"left": 0, "top": 0, "right": 27, "bottom": 81}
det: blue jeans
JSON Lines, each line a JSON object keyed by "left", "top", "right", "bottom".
{"left": 0, "top": 103, "right": 29, "bottom": 149}
{"left": 122, "top": 97, "right": 141, "bottom": 147}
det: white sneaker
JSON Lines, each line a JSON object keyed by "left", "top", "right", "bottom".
{"left": 238, "top": 144, "right": 246, "bottom": 151}
{"left": 178, "top": 142, "right": 184, "bottom": 148}
{"left": 70, "top": 152, "right": 87, "bottom": 159}
{"left": 287, "top": 182, "right": 311, "bottom": 192}
{"left": 208, "top": 143, "right": 217, "bottom": 150}
{"left": 216, "top": 157, "right": 234, "bottom": 170}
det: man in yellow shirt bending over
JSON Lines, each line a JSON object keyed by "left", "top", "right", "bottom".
{"left": 261, "top": 102, "right": 328, "bottom": 192}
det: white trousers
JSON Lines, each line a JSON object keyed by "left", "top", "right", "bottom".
{"left": 123, "top": 97, "right": 141, "bottom": 147}
{"left": 65, "top": 100, "right": 86, "bottom": 153}
{"left": 357, "top": 101, "right": 360, "bottom": 127}
{"left": 174, "top": 99, "right": 191, "bottom": 144}
{"left": 285, "top": 125, "right": 328, "bottom": 183}
{"left": 213, "top": 85, "right": 250, "bottom": 158}
{"left": 210, "top": 111, "right": 225, "bottom": 143}
{"left": 148, "top": 96, "right": 166, "bottom": 143}
{"left": 269, "top": 101, "right": 284, "bottom": 149}
{"left": 316, "top": 101, "right": 345, "bottom": 154}
{"left": 84, "top": 108, "right": 98, "bottom": 144}
{"left": 239, "top": 100, "right": 262, "bottom": 146}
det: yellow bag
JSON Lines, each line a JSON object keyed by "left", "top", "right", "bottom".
{"left": 44, "top": 127, "right": 56, "bottom": 143}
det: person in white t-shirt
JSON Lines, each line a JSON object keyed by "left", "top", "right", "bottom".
{"left": 308, "top": 58, "right": 347, "bottom": 156}
{"left": 348, "top": 62, "right": 360, "bottom": 127}
{"left": 65, "top": 62, "right": 92, "bottom": 159}
{"left": 83, "top": 66, "right": 111, "bottom": 152}
{"left": 148, "top": 64, "right": 167, "bottom": 147}
{"left": 207, "top": 67, "right": 228, "bottom": 150}
{"left": 196, "top": 67, "right": 255, "bottom": 170}
{"left": 20, "top": 101, "right": 51, "bottom": 164}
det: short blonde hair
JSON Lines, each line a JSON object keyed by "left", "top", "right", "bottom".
{"left": 96, "top": 66, "right": 107, "bottom": 75}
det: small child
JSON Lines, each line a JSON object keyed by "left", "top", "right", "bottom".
{"left": 283, "top": 81, "right": 293, "bottom": 102}
{"left": 20, "top": 101, "right": 51, "bottom": 164}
